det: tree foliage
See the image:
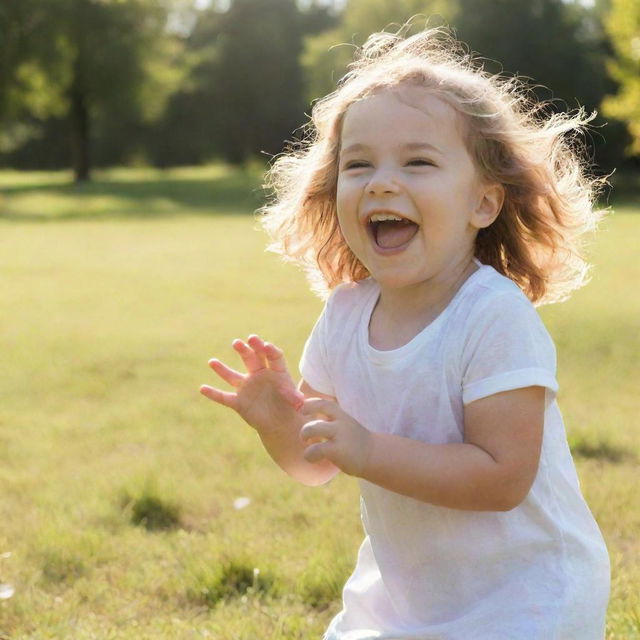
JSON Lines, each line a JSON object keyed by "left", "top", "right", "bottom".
{"left": 0, "top": 0, "right": 68, "bottom": 151}
{"left": 302, "top": 0, "right": 455, "bottom": 104}
{"left": 0, "top": 0, "right": 183, "bottom": 180}
{"left": 146, "top": 0, "right": 335, "bottom": 166}
{"left": 1, "top": 0, "right": 635, "bottom": 173}
{"left": 455, "top": 0, "right": 608, "bottom": 109}
{"left": 602, "top": 0, "right": 640, "bottom": 154}
{"left": 213, "top": 0, "right": 306, "bottom": 164}
{"left": 453, "top": 0, "right": 623, "bottom": 170}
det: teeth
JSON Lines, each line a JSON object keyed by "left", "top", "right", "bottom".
{"left": 369, "top": 213, "right": 405, "bottom": 223}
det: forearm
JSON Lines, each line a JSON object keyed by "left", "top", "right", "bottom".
{"left": 300, "top": 389, "right": 543, "bottom": 509}
{"left": 360, "top": 432, "right": 523, "bottom": 511}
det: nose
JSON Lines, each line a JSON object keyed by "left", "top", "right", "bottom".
{"left": 366, "top": 166, "right": 400, "bottom": 195}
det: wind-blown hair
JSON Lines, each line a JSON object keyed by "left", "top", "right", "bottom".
{"left": 259, "top": 23, "right": 607, "bottom": 305}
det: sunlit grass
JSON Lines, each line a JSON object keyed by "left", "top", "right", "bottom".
{"left": 0, "top": 166, "right": 637, "bottom": 638}
{"left": 0, "top": 163, "right": 265, "bottom": 221}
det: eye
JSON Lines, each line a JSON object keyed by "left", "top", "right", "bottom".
{"left": 344, "top": 160, "right": 370, "bottom": 170}
{"left": 406, "top": 158, "right": 435, "bottom": 167}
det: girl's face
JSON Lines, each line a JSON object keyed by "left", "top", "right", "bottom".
{"left": 336, "top": 86, "right": 503, "bottom": 292}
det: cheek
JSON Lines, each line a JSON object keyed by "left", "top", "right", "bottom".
{"left": 336, "top": 210, "right": 359, "bottom": 247}
{"left": 335, "top": 179, "right": 353, "bottom": 210}
{"left": 335, "top": 205, "right": 366, "bottom": 260}
{"left": 336, "top": 187, "right": 359, "bottom": 230}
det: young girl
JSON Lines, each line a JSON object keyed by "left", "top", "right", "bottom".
{"left": 200, "top": 25, "right": 610, "bottom": 639}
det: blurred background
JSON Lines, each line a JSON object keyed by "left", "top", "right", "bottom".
{"left": 0, "top": 2, "right": 639, "bottom": 638}
{"left": 0, "top": 0, "right": 639, "bottom": 184}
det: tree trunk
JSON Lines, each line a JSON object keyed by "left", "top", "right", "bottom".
{"left": 69, "top": 0, "right": 90, "bottom": 183}
{"left": 69, "top": 55, "right": 90, "bottom": 183}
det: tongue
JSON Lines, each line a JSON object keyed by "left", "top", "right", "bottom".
{"left": 376, "top": 221, "right": 418, "bottom": 249}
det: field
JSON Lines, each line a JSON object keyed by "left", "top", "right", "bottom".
{"left": 0, "top": 165, "right": 638, "bottom": 639}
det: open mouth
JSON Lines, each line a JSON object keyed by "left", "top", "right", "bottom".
{"left": 368, "top": 213, "right": 419, "bottom": 250}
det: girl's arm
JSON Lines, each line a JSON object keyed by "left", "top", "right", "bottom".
{"left": 200, "top": 335, "right": 339, "bottom": 486}
{"left": 301, "top": 386, "right": 545, "bottom": 511}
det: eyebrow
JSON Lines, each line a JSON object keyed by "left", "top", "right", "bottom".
{"left": 339, "top": 142, "right": 442, "bottom": 156}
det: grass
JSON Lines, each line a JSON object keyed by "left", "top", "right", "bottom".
{"left": 0, "top": 165, "right": 638, "bottom": 638}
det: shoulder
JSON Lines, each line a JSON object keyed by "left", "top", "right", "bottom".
{"left": 461, "top": 264, "right": 545, "bottom": 327}
{"left": 301, "top": 279, "right": 376, "bottom": 386}
{"left": 454, "top": 264, "right": 556, "bottom": 359}
{"left": 452, "top": 266, "right": 560, "bottom": 404}
{"left": 328, "top": 277, "right": 378, "bottom": 304}
{"left": 471, "top": 263, "right": 529, "bottom": 302}
{"left": 323, "top": 278, "right": 378, "bottom": 321}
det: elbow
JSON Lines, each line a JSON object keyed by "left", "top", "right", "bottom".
{"left": 494, "top": 495, "right": 525, "bottom": 512}
{"left": 493, "top": 481, "right": 532, "bottom": 512}
{"left": 487, "top": 460, "right": 538, "bottom": 511}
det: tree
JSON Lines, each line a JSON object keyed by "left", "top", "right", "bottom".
{"left": 208, "top": 0, "right": 307, "bottom": 164}
{"left": 454, "top": 0, "right": 608, "bottom": 109}
{"left": 301, "top": 0, "right": 456, "bottom": 104}
{"left": 0, "top": 0, "right": 183, "bottom": 181}
{"left": 143, "top": 7, "right": 224, "bottom": 167}
{"left": 0, "top": 0, "right": 68, "bottom": 154}
{"left": 601, "top": 0, "right": 640, "bottom": 154}
{"left": 453, "top": 0, "right": 626, "bottom": 171}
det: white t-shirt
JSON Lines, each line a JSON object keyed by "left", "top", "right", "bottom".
{"left": 299, "top": 262, "right": 610, "bottom": 640}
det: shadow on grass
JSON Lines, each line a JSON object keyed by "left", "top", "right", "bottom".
{"left": 569, "top": 436, "right": 637, "bottom": 464}
{"left": 120, "top": 483, "right": 183, "bottom": 532}
{"left": 0, "top": 167, "right": 266, "bottom": 222}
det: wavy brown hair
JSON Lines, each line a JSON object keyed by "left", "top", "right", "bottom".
{"left": 259, "top": 24, "right": 607, "bottom": 305}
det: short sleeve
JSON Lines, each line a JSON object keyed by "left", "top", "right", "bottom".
{"left": 299, "top": 302, "right": 336, "bottom": 397}
{"left": 461, "top": 292, "right": 558, "bottom": 407}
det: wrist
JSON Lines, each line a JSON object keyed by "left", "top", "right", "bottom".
{"left": 355, "top": 429, "right": 378, "bottom": 479}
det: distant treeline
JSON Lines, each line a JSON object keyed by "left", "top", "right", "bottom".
{"left": 1, "top": 0, "right": 638, "bottom": 181}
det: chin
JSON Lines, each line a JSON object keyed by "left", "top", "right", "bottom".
{"left": 370, "top": 270, "right": 422, "bottom": 290}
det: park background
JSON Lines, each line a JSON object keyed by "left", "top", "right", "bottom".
{"left": 0, "top": 0, "right": 638, "bottom": 638}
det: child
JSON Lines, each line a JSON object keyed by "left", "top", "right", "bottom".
{"left": 200, "top": 25, "right": 610, "bottom": 639}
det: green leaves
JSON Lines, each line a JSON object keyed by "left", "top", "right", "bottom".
{"left": 602, "top": 0, "right": 640, "bottom": 153}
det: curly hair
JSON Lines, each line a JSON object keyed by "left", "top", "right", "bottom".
{"left": 258, "top": 23, "right": 607, "bottom": 305}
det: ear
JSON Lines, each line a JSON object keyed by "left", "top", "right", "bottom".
{"left": 471, "top": 183, "right": 504, "bottom": 230}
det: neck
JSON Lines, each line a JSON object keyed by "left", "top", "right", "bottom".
{"left": 376, "top": 257, "right": 479, "bottom": 326}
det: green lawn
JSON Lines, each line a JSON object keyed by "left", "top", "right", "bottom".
{"left": 0, "top": 166, "right": 638, "bottom": 639}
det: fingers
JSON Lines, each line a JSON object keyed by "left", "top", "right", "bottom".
{"left": 199, "top": 384, "right": 238, "bottom": 410}
{"left": 208, "top": 359, "right": 245, "bottom": 387}
{"left": 302, "top": 397, "right": 340, "bottom": 419}
{"left": 234, "top": 335, "right": 288, "bottom": 374}
{"left": 247, "top": 335, "right": 289, "bottom": 373}
{"left": 304, "top": 439, "right": 335, "bottom": 464}
{"left": 301, "top": 418, "right": 335, "bottom": 464}
{"left": 232, "top": 338, "right": 265, "bottom": 373}
{"left": 300, "top": 419, "right": 334, "bottom": 443}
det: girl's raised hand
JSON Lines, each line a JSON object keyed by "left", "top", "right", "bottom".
{"left": 200, "top": 335, "right": 305, "bottom": 434}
